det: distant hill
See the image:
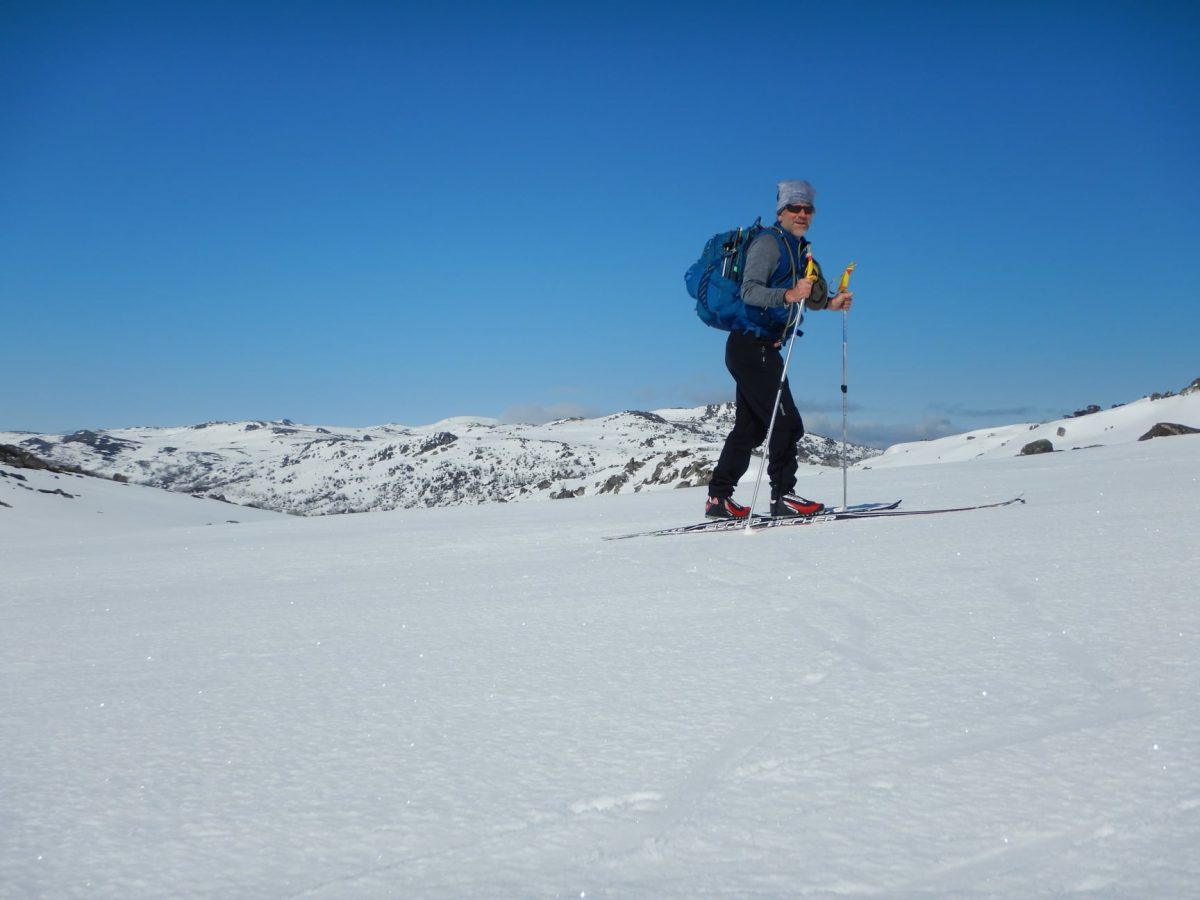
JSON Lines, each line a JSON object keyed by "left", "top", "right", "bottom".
{"left": 868, "top": 383, "right": 1200, "bottom": 468}
{"left": 8, "top": 381, "right": 1197, "bottom": 518}
{"left": 1, "top": 404, "right": 878, "bottom": 516}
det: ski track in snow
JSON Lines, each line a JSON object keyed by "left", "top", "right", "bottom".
{"left": 552, "top": 562, "right": 845, "bottom": 867}
{"left": 542, "top": 556, "right": 1163, "bottom": 883}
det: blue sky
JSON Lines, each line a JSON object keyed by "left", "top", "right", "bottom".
{"left": 3, "top": 0, "right": 1198, "bottom": 446}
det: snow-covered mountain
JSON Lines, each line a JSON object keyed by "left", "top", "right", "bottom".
{"left": 9, "top": 383, "right": 1199, "bottom": 518}
{"left": 0, "top": 404, "right": 879, "bottom": 516}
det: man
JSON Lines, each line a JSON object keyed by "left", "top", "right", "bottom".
{"left": 705, "top": 179, "right": 854, "bottom": 520}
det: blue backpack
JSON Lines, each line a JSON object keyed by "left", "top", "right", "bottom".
{"left": 685, "top": 218, "right": 789, "bottom": 331}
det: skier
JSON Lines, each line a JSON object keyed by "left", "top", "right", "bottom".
{"left": 705, "top": 179, "right": 854, "bottom": 520}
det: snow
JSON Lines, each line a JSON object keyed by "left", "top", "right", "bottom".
{"left": 3, "top": 398, "right": 1200, "bottom": 898}
{"left": 0, "top": 404, "right": 877, "bottom": 516}
{"left": 870, "top": 393, "right": 1199, "bottom": 467}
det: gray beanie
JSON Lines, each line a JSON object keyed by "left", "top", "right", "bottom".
{"left": 776, "top": 179, "right": 816, "bottom": 212}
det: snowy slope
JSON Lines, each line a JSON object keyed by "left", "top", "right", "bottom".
{"left": 2, "top": 401, "right": 1199, "bottom": 899}
{"left": 0, "top": 404, "right": 878, "bottom": 516}
{"left": 0, "top": 461, "right": 284, "bottom": 537}
{"left": 871, "top": 390, "right": 1200, "bottom": 468}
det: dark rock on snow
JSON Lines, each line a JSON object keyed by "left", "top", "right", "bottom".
{"left": 1138, "top": 422, "right": 1200, "bottom": 441}
{"left": 1020, "top": 439, "right": 1055, "bottom": 456}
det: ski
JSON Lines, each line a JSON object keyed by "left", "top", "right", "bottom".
{"left": 747, "top": 495, "right": 1024, "bottom": 532}
{"left": 602, "top": 497, "right": 1024, "bottom": 540}
{"left": 602, "top": 500, "right": 902, "bottom": 541}
{"left": 827, "top": 499, "right": 903, "bottom": 514}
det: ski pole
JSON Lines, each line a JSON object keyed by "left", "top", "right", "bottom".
{"left": 841, "top": 309, "right": 849, "bottom": 511}
{"left": 836, "top": 262, "right": 855, "bottom": 511}
{"left": 745, "top": 249, "right": 819, "bottom": 531}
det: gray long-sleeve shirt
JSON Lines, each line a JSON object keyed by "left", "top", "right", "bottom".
{"left": 740, "top": 230, "right": 829, "bottom": 311}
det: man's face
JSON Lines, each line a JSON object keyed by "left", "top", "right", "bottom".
{"left": 778, "top": 203, "right": 814, "bottom": 239}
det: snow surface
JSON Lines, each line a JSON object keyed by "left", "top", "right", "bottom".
{"left": 3, "top": 397, "right": 1200, "bottom": 899}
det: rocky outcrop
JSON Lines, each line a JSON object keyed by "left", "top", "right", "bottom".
{"left": 1019, "top": 439, "right": 1054, "bottom": 456}
{"left": 0, "top": 444, "right": 87, "bottom": 475}
{"left": 61, "top": 431, "right": 140, "bottom": 458}
{"left": 1138, "top": 423, "right": 1200, "bottom": 441}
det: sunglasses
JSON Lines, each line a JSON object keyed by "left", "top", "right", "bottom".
{"left": 784, "top": 204, "right": 815, "bottom": 215}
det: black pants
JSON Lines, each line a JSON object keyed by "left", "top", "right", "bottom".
{"left": 708, "top": 330, "right": 804, "bottom": 500}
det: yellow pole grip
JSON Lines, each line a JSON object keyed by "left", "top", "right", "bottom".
{"left": 837, "top": 261, "right": 856, "bottom": 292}
{"left": 805, "top": 251, "right": 818, "bottom": 282}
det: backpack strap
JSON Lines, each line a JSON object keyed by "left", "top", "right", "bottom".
{"left": 769, "top": 226, "right": 805, "bottom": 335}
{"left": 768, "top": 225, "right": 799, "bottom": 287}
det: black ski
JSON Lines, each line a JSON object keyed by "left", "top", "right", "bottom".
{"left": 603, "top": 497, "right": 1023, "bottom": 540}
{"left": 603, "top": 500, "right": 902, "bottom": 541}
